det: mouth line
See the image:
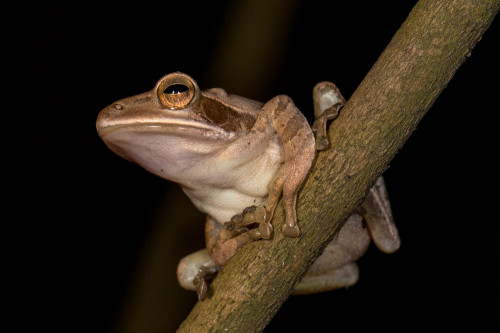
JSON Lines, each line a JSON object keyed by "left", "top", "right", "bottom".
{"left": 97, "top": 119, "right": 232, "bottom": 140}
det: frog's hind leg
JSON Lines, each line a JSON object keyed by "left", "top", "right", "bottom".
{"left": 177, "top": 216, "right": 254, "bottom": 300}
{"left": 293, "top": 177, "right": 401, "bottom": 294}
{"left": 177, "top": 248, "right": 218, "bottom": 300}
{"left": 292, "top": 214, "right": 370, "bottom": 294}
{"left": 207, "top": 216, "right": 254, "bottom": 267}
{"left": 293, "top": 263, "right": 360, "bottom": 295}
{"left": 359, "top": 176, "right": 401, "bottom": 254}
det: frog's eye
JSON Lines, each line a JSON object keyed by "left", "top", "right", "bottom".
{"left": 157, "top": 74, "right": 197, "bottom": 109}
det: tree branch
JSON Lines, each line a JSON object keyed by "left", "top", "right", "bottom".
{"left": 178, "top": 0, "right": 499, "bottom": 331}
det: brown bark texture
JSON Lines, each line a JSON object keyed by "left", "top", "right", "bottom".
{"left": 178, "top": 0, "right": 499, "bottom": 331}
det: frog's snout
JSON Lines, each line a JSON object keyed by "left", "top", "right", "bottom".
{"left": 96, "top": 103, "right": 124, "bottom": 137}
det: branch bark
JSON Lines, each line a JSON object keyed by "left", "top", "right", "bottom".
{"left": 178, "top": 1, "right": 499, "bottom": 331}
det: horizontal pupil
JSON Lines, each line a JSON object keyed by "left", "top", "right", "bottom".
{"left": 164, "top": 84, "right": 189, "bottom": 95}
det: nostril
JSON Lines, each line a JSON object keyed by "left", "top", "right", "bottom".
{"left": 113, "top": 104, "right": 123, "bottom": 110}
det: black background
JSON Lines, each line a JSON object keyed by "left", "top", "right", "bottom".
{"left": 11, "top": 1, "right": 499, "bottom": 332}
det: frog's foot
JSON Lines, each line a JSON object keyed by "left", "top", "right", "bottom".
{"left": 314, "top": 131, "right": 330, "bottom": 151}
{"left": 192, "top": 263, "right": 219, "bottom": 301}
{"left": 177, "top": 249, "right": 219, "bottom": 301}
{"left": 224, "top": 205, "right": 272, "bottom": 240}
{"left": 312, "top": 81, "right": 346, "bottom": 151}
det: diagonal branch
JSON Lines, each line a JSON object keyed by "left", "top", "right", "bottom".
{"left": 178, "top": 0, "right": 499, "bottom": 331}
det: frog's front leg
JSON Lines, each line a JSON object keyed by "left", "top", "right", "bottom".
{"left": 221, "top": 95, "right": 316, "bottom": 238}
{"left": 311, "top": 81, "right": 346, "bottom": 150}
{"left": 262, "top": 95, "right": 316, "bottom": 237}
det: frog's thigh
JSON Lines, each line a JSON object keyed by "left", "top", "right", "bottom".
{"left": 177, "top": 248, "right": 214, "bottom": 291}
{"left": 293, "top": 263, "right": 359, "bottom": 295}
{"left": 292, "top": 214, "right": 370, "bottom": 295}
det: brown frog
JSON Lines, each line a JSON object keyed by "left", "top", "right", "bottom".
{"left": 96, "top": 72, "right": 400, "bottom": 300}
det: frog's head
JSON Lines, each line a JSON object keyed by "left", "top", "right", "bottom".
{"left": 96, "top": 72, "right": 257, "bottom": 180}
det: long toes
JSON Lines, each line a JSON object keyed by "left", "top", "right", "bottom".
{"left": 282, "top": 223, "right": 301, "bottom": 238}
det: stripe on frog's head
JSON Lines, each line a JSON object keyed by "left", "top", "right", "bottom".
{"left": 199, "top": 94, "right": 258, "bottom": 133}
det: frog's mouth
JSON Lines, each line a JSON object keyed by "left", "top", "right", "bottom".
{"left": 97, "top": 119, "right": 234, "bottom": 140}
{"left": 96, "top": 111, "right": 237, "bottom": 142}
{"left": 97, "top": 118, "right": 237, "bottom": 166}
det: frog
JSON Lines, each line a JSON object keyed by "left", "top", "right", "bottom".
{"left": 96, "top": 72, "right": 400, "bottom": 300}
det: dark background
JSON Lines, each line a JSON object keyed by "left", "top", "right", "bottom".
{"left": 10, "top": 1, "right": 499, "bottom": 332}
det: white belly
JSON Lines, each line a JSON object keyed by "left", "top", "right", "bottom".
{"left": 181, "top": 140, "right": 284, "bottom": 225}
{"left": 186, "top": 187, "right": 268, "bottom": 224}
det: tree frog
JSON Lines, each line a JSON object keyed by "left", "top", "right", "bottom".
{"left": 96, "top": 72, "right": 400, "bottom": 300}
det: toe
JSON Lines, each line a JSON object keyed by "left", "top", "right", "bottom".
{"left": 282, "top": 223, "right": 301, "bottom": 238}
